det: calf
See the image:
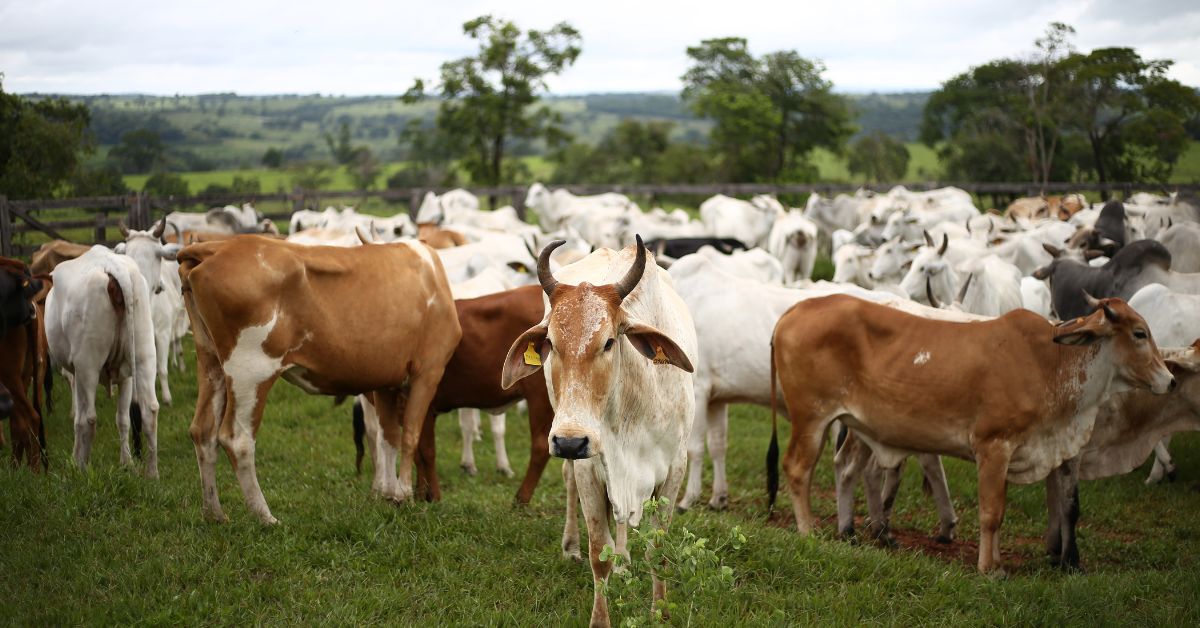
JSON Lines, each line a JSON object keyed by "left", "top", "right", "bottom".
{"left": 178, "top": 236, "right": 460, "bottom": 523}
{"left": 45, "top": 247, "right": 160, "bottom": 476}
{"left": 770, "top": 294, "right": 1174, "bottom": 572}
{"left": 502, "top": 237, "right": 697, "bottom": 627}
{"left": 0, "top": 258, "right": 46, "bottom": 469}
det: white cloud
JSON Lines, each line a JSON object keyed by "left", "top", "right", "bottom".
{"left": 0, "top": 0, "right": 1195, "bottom": 94}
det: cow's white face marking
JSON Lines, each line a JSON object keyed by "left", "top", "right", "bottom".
{"left": 913, "top": 351, "right": 931, "bottom": 366}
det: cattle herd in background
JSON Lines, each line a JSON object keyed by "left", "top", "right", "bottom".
{"left": 2, "top": 182, "right": 1200, "bottom": 624}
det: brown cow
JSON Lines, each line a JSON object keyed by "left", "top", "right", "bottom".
{"left": 769, "top": 293, "right": 1174, "bottom": 573}
{"left": 1005, "top": 194, "right": 1087, "bottom": 222}
{"left": 417, "top": 223, "right": 468, "bottom": 249}
{"left": 30, "top": 240, "right": 92, "bottom": 276}
{"left": 0, "top": 257, "right": 46, "bottom": 470}
{"left": 178, "top": 235, "right": 461, "bottom": 524}
{"left": 354, "top": 285, "right": 555, "bottom": 505}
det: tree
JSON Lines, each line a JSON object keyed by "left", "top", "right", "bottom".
{"left": 109, "top": 129, "right": 166, "bottom": 174}
{"left": 404, "top": 16, "right": 582, "bottom": 186}
{"left": 347, "top": 147, "right": 381, "bottom": 191}
{"left": 324, "top": 120, "right": 360, "bottom": 165}
{"left": 847, "top": 132, "right": 910, "bottom": 182}
{"left": 682, "top": 38, "right": 853, "bottom": 182}
{"left": 0, "top": 77, "right": 94, "bottom": 199}
{"left": 142, "top": 172, "right": 189, "bottom": 197}
{"left": 261, "top": 147, "right": 283, "bottom": 169}
{"left": 71, "top": 163, "right": 129, "bottom": 197}
{"left": 289, "top": 161, "right": 333, "bottom": 192}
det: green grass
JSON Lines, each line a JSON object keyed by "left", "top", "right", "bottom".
{"left": 2, "top": 337, "right": 1199, "bottom": 624}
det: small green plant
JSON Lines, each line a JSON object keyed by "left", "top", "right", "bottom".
{"left": 600, "top": 497, "right": 746, "bottom": 627}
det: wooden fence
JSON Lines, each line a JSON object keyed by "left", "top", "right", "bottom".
{"left": 2, "top": 181, "right": 1198, "bottom": 258}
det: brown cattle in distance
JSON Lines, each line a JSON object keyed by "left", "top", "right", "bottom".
{"left": 1004, "top": 193, "right": 1087, "bottom": 222}
{"left": 30, "top": 240, "right": 92, "bottom": 276}
{"left": 417, "top": 223, "right": 468, "bottom": 249}
{"left": 178, "top": 235, "right": 460, "bottom": 524}
{"left": 355, "top": 285, "right": 555, "bottom": 505}
{"left": 769, "top": 293, "right": 1174, "bottom": 573}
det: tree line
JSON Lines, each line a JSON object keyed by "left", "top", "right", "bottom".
{"left": 1, "top": 20, "right": 1197, "bottom": 201}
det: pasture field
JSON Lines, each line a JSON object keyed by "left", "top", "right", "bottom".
{"left": 2, "top": 338, "right": 1199, "bottom": 625}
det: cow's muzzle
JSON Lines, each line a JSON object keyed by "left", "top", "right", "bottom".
{"left": 551, "top": 435, "right": 590, "bottom": 460}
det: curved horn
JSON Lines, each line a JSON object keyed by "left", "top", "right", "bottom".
{"left": 923, "top": 230, "right": 934, "bottom": 248}
{"left": 152, "top": 216, "right": 167, "bottom": 242}
{"left": 956, "top": 273, "right": 973, "bottom": 304}
{"left": 169, "top": 221, "right": 183, "bottom": 244}
{"left": 118, "top": 219, "right": 130, "bottom": 238}
{"left": 937, "top": 234, "right": 949, "bottom": 256}
{"left": 1082, "top": 290, "right": 1118, "bottom": 322}
{"left": 538, "top": 240, "right": 566, "bottom": 298}
{"left": 614, "top": 234, "right": 648, "bottom": 301}
{"left": 965, "top": 219, "right": 972, "bottom": 235}
{"left": 925, "top": 276, "right": 941, "bottom": 309}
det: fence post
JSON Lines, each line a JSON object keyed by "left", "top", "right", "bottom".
{"left": 0, "top": 195, "right": 11, "bottom": 258}
{"left": 95, "top": 210, "right": 107, "bottom": 244}
{"left": 513, "top": 186, "right": 527, "bottom": 222}
{"left": 291, "top": 185, "right": 304, "bottom": 217}
{"left": 409, "top": 188, "right": 423, "bottom": 221}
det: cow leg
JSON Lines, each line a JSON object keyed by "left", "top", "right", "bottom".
{"left": 490, "top": 412, "right": 513, "bottom": 477}
{"left": 458, "top": 408, "right": 479, "bottom": 475}
{"left": 677, "top": 390, "right": 708, "bottom": 512}
{"left": 514, "top": 389, "right": 553, "bottom": 505}
{"left": 975, "top": 442, "right": 1013, "bottom": 574}
{"left": 1047, "top": 459, "right": 1082, "bottom": 571}
{"left": 138, "top": 396, "right": 160, "bottom": 479}
{"left": 70, "top": 366, "right": 100, "bottom": 471}
{"left": 1146, "top": 437, "right": 1177, "bottom": 484}
{"left": 912, "top": 454, "right": 957, "bottom": 542}
{"left": 115, "top": 378, "right": 134, "bottom": 467}
{"left": 372, "top": 391, "right": 405, "bottom": 501}
{"left": 575, "top": 459, "right": 615, "bottom": 628}
{"left": 219, "top": 373, "right": 280, "bottom": 525}
{"left": 157, "top": 338, "right": 172, "bottom": 406}
{"left": 414, "top": 409, "right": 440, "bottom": 502}
{"left": 833, "top": 429, "right": 868, "bottom": 540}
{"left": 395, "top": 369, "right": 444, "bottom": 503}
{"left": 189, "top": 345, "right": 228, "bottom": 522}
{"left": 359, "top": 395, "right": 388, "bottom": 492}
{"left": 784, "top": 410, "right": 833, "bottom": 535}
{"left": 861, "top": 456, "right": 896, "bottom": 547}
{"left": 561, "top": 460, "right": 582, "bottom": 561}
{"left": 651, "top": 451, "right": 687, "bottom": 613}
{"left": 706, "top": 402, "right": 730, "bottom": 510}
{"left": 1044, "top": 465, "right": 1064, "bottom": 562}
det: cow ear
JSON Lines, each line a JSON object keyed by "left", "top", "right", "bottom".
{"left": 159, "top": 243, "right": 181, "bottom": 260}
{"left": 502, "top": 325, "right": 549, "bottom": 390}
{"left": 1053, "top": 311, "right": 1113, "bottom": 346}
{"left": 1054, "top": 328, "right": 1102, "bottom": 346}
{"left": 1032, "top": 265, "right": 1052, "bottom": 280}
{"left": 622, "top": 320, "right": 694, "bottom": 373}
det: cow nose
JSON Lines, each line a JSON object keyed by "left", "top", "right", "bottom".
{"left": 551, "top": 435, "right": 589, "bottom": 459}
{"left": 1169, "top": 377, "right": 1179, "bottom": 392}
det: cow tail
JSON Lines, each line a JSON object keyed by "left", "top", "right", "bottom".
{"left": 352, "top": 399, "right": 365, "bottom": 475}
{"left": 107, "top": 266, "right": 142, "bottom": 458}
{"left": 767, "top": 338, "right": 780, "bottom": 513}
{"left": 130, "top": 402, "right": 143, "bottom": 460}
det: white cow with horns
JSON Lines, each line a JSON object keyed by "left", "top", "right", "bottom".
{"left": 501, "top": 235, "right": 697, "bottom": 628}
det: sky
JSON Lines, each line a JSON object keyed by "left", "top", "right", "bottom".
{"left": 1, "top": 0, "right": 1197, "bottom": 96}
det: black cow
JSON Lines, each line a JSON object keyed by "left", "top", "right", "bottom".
{"left": 0, "top": 257, "right": 46, "bottom": 469}
{"left": 644, "top": 237, "right": 748, "bottom": 261}
{"left": 1034, "top": 239, "right": 1172, "bottom": 320}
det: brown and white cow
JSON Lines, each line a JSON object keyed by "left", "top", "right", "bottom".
{"left": 354, "top": 285, "right": 556, "bottom": 505}
{"left": 769, "top": 293, "right": 1174, "bottom": 573}
{"left": 502, "top": 236, "right": 697, "bottom": 627}
{"left": 178, "top": 235, "right": 460, "bottom": 524}
{"left": 0, "top": 257, "right": 45, "bottom": 469}
{"left": 417, "top": 223, "right": 468, "bottom": 250}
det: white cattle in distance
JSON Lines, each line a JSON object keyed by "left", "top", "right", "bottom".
{"left": 46, "top": 246, "right": 161, "bottom": 477}
{"left": 416, "top": 189, "right": 481, "bottom": 224}
{"left": 766, "top": 209, "right": 820, "bottom": 284}
{"left": 699, "top": 194, "right": 783, "bottom": 249}
{"left": 524, "top": 182, "right": 635, "bottom": 232}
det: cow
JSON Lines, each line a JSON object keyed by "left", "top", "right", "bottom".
{"left": 415, "top": 188, "right": 481, "bottom": 224}
{"left": 168, "top": 205, "right": 277, "bottom": 236}
{"left": 524, "top": 183, "right": 634, "bottom": 232}
{"left": 669, "top": 253, "right": 962, "bottom": 529}
{"left": 417, "top": 223, "right": 468, "bottom": 249}
{"left": 1033, "top": 239, "right": 1173, "bottom": 320}
{"left": 1158, "top": 222, "right": 1200, "bottom": 273}
{"left": 30, "top": 240, "right": 92, "bottom": 276}
{"left": 767, "top": 210, "right": 820, "bottom": 284}
{"left": 46, "top": 246, "right": 160, "bottom": 477}
{"left": 177, "top": 236, "right": 460, "bottom": 523}
{"left": 353, "top": 285, "right": 556, "bottom": 504}
{"left": 700, "top": 194, "right": 783, "bottom": 249}
{"left": 643, "top": 237, "right": 747, "bottom": 261}
{"left": 0, "top": 257, "right": 46, "bottom": 470}
{"left": 769, "top": 293, "right": 1174, "bottom": 572}
{"left": 501, "top": 237, "right": 697, "bottom": 627}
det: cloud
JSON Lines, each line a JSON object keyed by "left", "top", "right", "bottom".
{"left": 0, "top": 0, "right": 1196, "bottom": 94}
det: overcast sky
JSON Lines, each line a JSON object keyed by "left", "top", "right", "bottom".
{"left": 1, "top": 0, "right": 1197, "bottom": 95}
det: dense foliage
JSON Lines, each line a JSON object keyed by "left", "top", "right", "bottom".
{"left": 0, "top": 77, "right": 93, "bottom": 199}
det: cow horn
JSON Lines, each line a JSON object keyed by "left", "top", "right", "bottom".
{"left": 356, "top": 225, "right": 373, "bottom": 245}
{"left": 956, "top": 273, "right": 973, "bottom": 304}
{"left": 925, "top": 277, "right": 941, "bottom": 309}
{"left": 1083, "top": 291, "right": 1119, "bottom": 322}
{"left": 923, "top": 230, "right": 934, "bottom": 248}
{"left": 614, "top": 234, "right": 647, "bottom": 302}
{"left": 965, "top": 220, "right": 972, "bottom": 235}
{"left": 538, "top": 240, "right": 566, "bottom": 298}
{"left": 152, "top": 216, "right": 167, "bottom": 242}
{"left": 169, "top": 221, "right": 183, "bottom": 244}
{"left": 937, "top": 234, "right": 949, "bottom": 256}
{"left": 118, "top": 219, "right": 130, "bottom": 238}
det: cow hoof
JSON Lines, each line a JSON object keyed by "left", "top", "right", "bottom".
{"left": 497, "top": 467, "right": 514, "bottom": 478}
{"left": 562, "top": 544, "right": 582, "bottom": 562}
{"left": 675, "top": 499, "right": 693, "bottom": 513}
{"left": 1167, "top": 468, "right": 1178, "bottom": 482}
{"left": 259, "top": 515, "right": 279, "bottom": 526}
{"left": 984, "top": 567, "right": 1009, "bottom": 579}
{"left": 838, "top": 527, "right": 856, "bottom": 543}
{"left": 203, "top": 511, "right": 229, "bottom": 524}
{"left": 460, "top": 463, "right": 477, "bottom": 476}
{"left": 708, "top": 494, "right": 729, "bottom": 511}
{"left": 935, "top": 534, "right": 953, "bottom": 545}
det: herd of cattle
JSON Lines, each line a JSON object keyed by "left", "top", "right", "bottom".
{"left": 2, "top": 182, "right": 1200, "bottom": 625}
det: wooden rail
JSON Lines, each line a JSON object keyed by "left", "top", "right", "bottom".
{"left": 2, "top": 181, "right": 1197, "bottom": 258}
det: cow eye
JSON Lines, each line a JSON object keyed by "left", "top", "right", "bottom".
{"left": 604, "top": 338, "right": 615, "bottom": 352}
{"left": 1134, "top": 330, "right": 1148, "bottom": 340}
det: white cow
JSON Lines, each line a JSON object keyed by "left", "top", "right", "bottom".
{"left": 501, "top": 238, "right": 696, "bottom": 626}
{"left": 699, "top": 194, "right": 783, "bottom": 248}
{"left": 150, "top": 261, "right": 184, "bottom": 405}
{"left": 524, "top": 183, "right": 634, "bottom": 232}
{"left": 416, "top": 189, "right": 481, "bottom": 224}
{"left": 668, "top": 254, "right": 965, "bottom": 541}
{"left": 692, "top": 246, "right": 784, "bottom": 285}
{"left": 46, "top": 246, "right": 160, "bottom": 477}
{"left": 766, "top": 210, "right": 819, "bottom": 284}
{"left": 1158, "top": 222, "right": 1200, "bottom": 273}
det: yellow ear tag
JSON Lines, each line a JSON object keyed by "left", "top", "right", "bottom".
{"left": 523, "top": 341, "right": 542, "bottom": 366}
{"left": 652, "top": 345, "right": 670, "bottom": 365}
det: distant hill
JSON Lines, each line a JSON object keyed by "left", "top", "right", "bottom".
{"left": 42, "top": 91, "right": 930, "bottom": 171}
